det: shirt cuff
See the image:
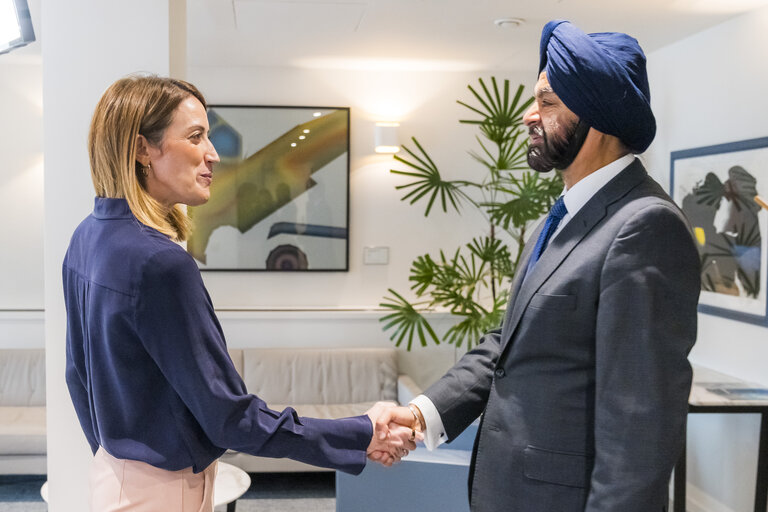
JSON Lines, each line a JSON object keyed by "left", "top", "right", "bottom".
{"left": 410, "top": 395, "right": 447, "bottom": 451}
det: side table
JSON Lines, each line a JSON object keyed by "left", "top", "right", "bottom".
{"left": 214, "top": 461, "right": 251, "bottom": 512}
{"left": 674, "top": 365, "right": 768, "bottom": 512}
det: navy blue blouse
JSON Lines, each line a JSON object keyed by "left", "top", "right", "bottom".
{"left": 63, "top": 198, "right": 372, "bottom": 474}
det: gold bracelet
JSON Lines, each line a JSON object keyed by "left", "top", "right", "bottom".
{"left": 408, "top": 403, "right": 425, "bottom": 432}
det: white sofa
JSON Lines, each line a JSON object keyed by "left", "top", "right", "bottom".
{"left": 221, "top": 347, "right": 421, "bottom": 472}
{"left": 0, "top": 349, "right": 47, "bottom": 474}
{"left": 0, "top": 347, "right": 419, "bottom": 474}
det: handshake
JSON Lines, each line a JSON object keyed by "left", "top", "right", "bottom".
{"left": 365, "top": 402, "right": 425, "bottom": 467}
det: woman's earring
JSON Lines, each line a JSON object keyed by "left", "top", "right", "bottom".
{"left": 142, "top": 162, "right": 151, "bottom": 177}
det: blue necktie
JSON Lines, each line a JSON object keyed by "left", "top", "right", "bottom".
{"left": 525, "top": 196, "right": 568, "bottom": 277}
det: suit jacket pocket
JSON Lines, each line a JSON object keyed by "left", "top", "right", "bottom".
{"left": 528, "top": 293, "right": 576, "bottom": 311}
{"left": 523, "top": 446, "right": 593, "bottom": 488}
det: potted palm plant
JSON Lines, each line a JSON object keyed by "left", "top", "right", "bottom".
{"left": 380, "top": 77, "right": 562, "bottom": 350}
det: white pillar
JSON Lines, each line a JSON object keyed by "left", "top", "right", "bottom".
{"left": 169, "top": 0, "right": 187, "bottom": 80}
{"left": 42, "top": 1, "right": 170, "bottom": 509}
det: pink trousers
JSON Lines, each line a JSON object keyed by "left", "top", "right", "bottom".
{"left": 89, "top": 447, "right": 217, "bottom": 512}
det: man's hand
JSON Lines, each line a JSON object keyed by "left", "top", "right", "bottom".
{"left": 365, "top": 402, "right": 419, "bottom": 466}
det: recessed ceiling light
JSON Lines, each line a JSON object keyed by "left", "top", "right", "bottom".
{"left": 494, "top": 17, "right": 525, "bottom": 29}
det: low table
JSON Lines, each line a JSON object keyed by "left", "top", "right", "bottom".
{"left": 673, "top": 365, "right": 768, "bottom": 512}
{"left": 214, "top": 461, "right": 251, "bottom": 512}
{"left": 40, "top": 460, "right": 250, "bottom": 512}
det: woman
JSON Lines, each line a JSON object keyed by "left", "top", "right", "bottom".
{"left": 63, "top": 75, "right": 414, "bottom": 511}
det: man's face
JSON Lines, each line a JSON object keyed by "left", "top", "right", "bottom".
{"left": 523, "top": 72, "right": 587, "bottom": 172}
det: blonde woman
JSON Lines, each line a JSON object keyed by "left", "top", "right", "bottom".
{"left": 63, "top": 75, "right": 414, "bottom": 512}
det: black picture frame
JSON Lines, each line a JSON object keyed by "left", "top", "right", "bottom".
{"left": 188, "top": 105, "right": 350, "bottom": 272}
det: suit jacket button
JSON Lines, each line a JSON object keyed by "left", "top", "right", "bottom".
{"left": 494, "top": 368, "right": 505, "bottom": 378}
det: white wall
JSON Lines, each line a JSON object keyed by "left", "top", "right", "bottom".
{"left": 0, "top": 1, "right": 44, "bottom": 354}
{"left": 646, "top": 6, "right": 768, "bottom": 512}
{"left": 0, "top": 53, "right": 44, "bottom": 346}
{"left": 0, "top": 56, "right": 43, "bottom": 311}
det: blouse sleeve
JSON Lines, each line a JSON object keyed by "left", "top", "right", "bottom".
{"left": 133, "top": 247, "right": 372, "bottom": 474}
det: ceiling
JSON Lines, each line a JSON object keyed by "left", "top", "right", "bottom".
{"left": 187, "top": 0, "right": 768, "bottom": 71}
{"left": 8, "top": 0, "right": 768, "bottom": 70}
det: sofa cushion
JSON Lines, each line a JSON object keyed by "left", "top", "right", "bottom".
{"left": 241, "top": 348, "right": 397, "bottom": 405}
{"left": 0, "top": 349, "right": 45, "bottom": 406}
{"left": 0, "top": 406, "right": 46, "bottom": 455}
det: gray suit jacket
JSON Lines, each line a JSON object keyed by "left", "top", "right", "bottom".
{"left": 424, "top": 160, "right": 700, "bottom": 512}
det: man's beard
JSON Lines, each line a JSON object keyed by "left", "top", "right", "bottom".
{"left": 527, "top": 118, "right": 590, "bottom": 173}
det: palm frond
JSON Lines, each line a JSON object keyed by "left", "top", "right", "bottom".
{"left": 379, "top": 289, "right": 440, "bottom": 350}
{"left": 390, "top": 137, "right": 471, "bottom": 216}
{"left": 444, "top": 294, "right": 507, "bottom": 348}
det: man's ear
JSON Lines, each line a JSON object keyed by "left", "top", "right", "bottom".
{"left": 135, "top": 134, "right": 151, "bottom": 166}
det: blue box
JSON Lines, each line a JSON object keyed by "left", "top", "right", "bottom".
{"left": 337, "top": 445, "right": 474, "bottom": 511}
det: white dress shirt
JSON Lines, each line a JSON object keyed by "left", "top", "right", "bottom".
{"left": 411, "top": 154, "right": 636, "bottom": 450}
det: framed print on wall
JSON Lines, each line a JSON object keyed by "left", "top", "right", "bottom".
{"left": 187, "top": 105, "right": 350, "bottom": 271}
{"left": 670, "top": 136, "right": 768, "bottom": 325}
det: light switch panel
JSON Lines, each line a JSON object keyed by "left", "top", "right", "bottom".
{"left": 363, "top": 246, "right": 389, "bottom": 265}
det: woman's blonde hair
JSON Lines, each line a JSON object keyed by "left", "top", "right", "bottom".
{"left": 88, "top": 74, "right": 207, "bottom": 241}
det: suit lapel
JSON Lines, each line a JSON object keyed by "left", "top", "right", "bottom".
{"left": 500, "top": 218, "right": 548, "bottom": 342}
{"left": 507, "top": 221, "right": 544, "bottom": 308}
{"left": 499, "top": 159, "right": 648, "bottom": 350}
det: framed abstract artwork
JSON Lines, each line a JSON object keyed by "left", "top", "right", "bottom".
{"left": 188, "top": 105, "right": 350, "bottom": 271}
{"left": 670, "top": 137, "right": 768, "bottom": 325}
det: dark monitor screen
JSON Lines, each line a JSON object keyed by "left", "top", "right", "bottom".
{"left": 0, "top": 0, "right": 35, "bottom": 55}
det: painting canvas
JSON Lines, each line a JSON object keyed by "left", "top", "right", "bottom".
{"left": 188, "top": 105, "right": 350, "bottom": 271}
{"left": 670, "top": 137, "right": 768, "bottom": 325}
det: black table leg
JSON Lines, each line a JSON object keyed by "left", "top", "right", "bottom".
{"left": 674, "top": 432, "right": 687, "bottom": 512}
{"left": 227, "top": 501, "right": 237, "bottom": 512}
{"left": 755, "top": 412, "right": 768, "bottom": 512}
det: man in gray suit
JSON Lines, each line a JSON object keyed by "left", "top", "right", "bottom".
{"left": 375, "top": 20, "right": 701, "bottom": 512}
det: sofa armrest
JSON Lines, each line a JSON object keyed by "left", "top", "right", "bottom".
{"left": 397, "top": 374, "right": 421, "bottom": 405}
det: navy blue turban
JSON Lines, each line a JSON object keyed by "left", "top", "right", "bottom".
{"left": 538, "top": 20, "right": 656, "bottom": 153}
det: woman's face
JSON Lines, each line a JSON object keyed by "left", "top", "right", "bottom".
{"left": 143, "top": 96, "right": 219, "bottom": 207}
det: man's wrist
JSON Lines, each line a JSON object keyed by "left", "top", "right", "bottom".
{"left": 408, "top": 403, "right": 426, "bottom": 432}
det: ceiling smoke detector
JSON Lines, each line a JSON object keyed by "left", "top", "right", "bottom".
{"left": 494, "top": 17, "right": 525, "bottom": 29}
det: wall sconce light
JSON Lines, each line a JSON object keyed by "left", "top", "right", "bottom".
{"left": 375, "top": 122, "right": 400, "bottom": 154}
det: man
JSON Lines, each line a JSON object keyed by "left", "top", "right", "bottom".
{"left": 377, "top": 20, "right": 701, "bottom": 512}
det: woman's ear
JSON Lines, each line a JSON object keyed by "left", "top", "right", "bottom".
{"left": 135, "top": 134, "right": 151, "bottom": 167}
